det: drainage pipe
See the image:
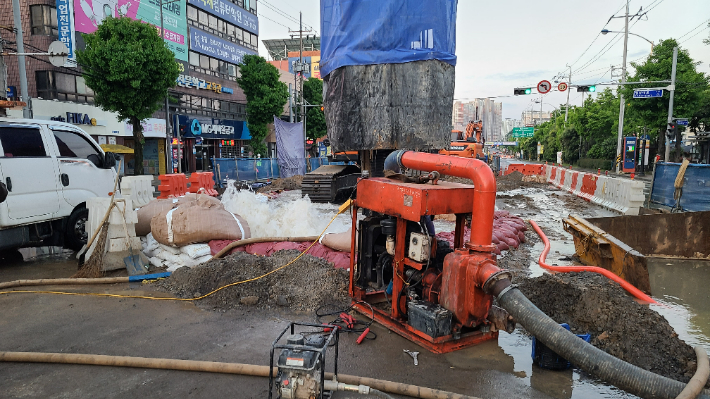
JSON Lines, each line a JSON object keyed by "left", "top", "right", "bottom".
{"left": 0, "top": 351, "right": 480, "bottom": 399}
{"left": 387, "top": 150, "right": 496, "bottom": 252}
{"left": 676, "top": 347, "right": 710, "bottom": 399}
{"left": 529, "top": 219, "right": 656, "bottom": 304}
{"left": 0, "top": 273, "right": 171, "bottom": 290}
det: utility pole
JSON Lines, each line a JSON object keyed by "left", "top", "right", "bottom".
{"left": 564, "top": 64, "right": 571, "bottom": 125}
{"left": 288, "top": 84, "right": 293, "bottom": 122}
{"left": 11, "top": 0, "right": 30, "bottom": 118}
{"left": 159, "top": 0, "right": 174, "bottom": 173}
{"left": 664, "top": 46, "right": 678, "bottom": 162}
{"left": 300, "top": 12, "right": 306, "bottom": 161}
{"left": 615, "top": 0, "right": 630, "bottom": 173}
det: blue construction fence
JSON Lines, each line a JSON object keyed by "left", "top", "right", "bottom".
{"left": 650, "top": 162, "right": 710, "bottom": 211}
{"left": 211, "top": 157, "right": 357, "bottom": 187}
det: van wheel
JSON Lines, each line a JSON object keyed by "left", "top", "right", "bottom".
{"left": 65, "top": 207, "right": 89, "bottom": 251}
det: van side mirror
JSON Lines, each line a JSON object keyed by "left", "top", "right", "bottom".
{"left": 103, "top": 152, "right": 117, "bottom": 169}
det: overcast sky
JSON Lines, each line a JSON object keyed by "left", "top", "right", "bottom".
{"left": 257, "top": 0, "right": 710, "bottom": 119}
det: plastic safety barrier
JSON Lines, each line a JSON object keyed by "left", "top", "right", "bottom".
{"left": 157, "top": 174, "right": 188, "bottom": 199}
{"left": 505, "top": 163, "right": 645, "bottom": 215}
{"left": 120, "top": 176, "right": 154, "bottom": 208}
{"left": 188, "top": 172, "right": 218, "bottom": 196}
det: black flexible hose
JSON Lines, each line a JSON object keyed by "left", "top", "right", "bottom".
{"left": 497, "top": 287, "right": 710, "bottom": 399}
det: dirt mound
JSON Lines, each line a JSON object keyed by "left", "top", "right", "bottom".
{"left": 156, "top": 250, "right": 350, "bottom": 312}
{"left": 257, "top": 176, "right": 303, "bottom": 193}
{"left": 496, "top": 171, "right": 525, "bottom": 191}
{"left": 516, "top": 272, "right": 703, "bottom": 386}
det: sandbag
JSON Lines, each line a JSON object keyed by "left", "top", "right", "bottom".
{"left": 136, "top": 195, "right": 223, "bottom": 236}
{"left": 151, "top": 201, "right": 250, "bottom": 247}
{"left": 321, "top": 229, "right": 352, "bottom": 252}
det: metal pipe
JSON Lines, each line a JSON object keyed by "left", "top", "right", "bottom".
{"left": 393, "top": 151, "right": 496, "bottom": 252}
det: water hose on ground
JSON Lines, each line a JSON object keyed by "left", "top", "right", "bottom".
{"left": 211, "top": 236, "right": 320, "bottom": 259}
{"left": 0, "top": 351, "right": 479, "bottom": 399}
{"left": 529, "top": 220, "right": 656, "bottom": 304}
{"left": 676, "top": 347, "right": 710, "bottom": 399}
{"left": 492, "top": 221, "right": 710, "bottom": 398}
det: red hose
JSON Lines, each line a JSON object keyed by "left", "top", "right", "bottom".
{"left": 529, "top": 220, "right": 657, "bottom": 304}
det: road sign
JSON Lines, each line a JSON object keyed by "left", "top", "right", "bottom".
{"left": 558, "top": 82, "right": 568, "bottom": 91}
{"left": 676, "top": 119, "right": 689, "bottom": 126}
{"left": 537, "top": 80, "right": 552, "bottom": 94}
{"left": 633, "top": 89, "right": 663, "bottom": 98}
{"left": 511, "top": 127, "right": 534, "bottom": 138}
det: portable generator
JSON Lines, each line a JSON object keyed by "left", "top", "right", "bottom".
{"left": 348, "top": 150, "right": 515, "bottom": 353}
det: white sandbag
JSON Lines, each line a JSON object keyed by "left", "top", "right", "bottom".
{"left": 159, "top": 244, "right": 181, "bottom": 255}
{"left": 146, "top": 233, "right": 160, "bottom": 252}
{"left": 160, "top": 251, "right": 182, "bottom": 265}
{"left": 149, "top": 257, "right": 164, "bottom": 268}
{"left": 179, "top": 253, "right": 202, "bottom": 268}
{"left": 180, "top": 243, "right": 212, "bottom": 259}
{"left": 195, "top": 254, "right": 213, "bottom": 265}
{"left": 165, "top": 263, "right": 184, "bottom": 272}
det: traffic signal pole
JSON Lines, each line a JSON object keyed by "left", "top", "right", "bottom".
{"left": 615, "top": 0, "right": 629, "bottom": 173}
{"left": 564, "top": 65, "right": 571, "bottom": 125}
{"left": 664, "top": 47, "right": 678, "bottom": 162}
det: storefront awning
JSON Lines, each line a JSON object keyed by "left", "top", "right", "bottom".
{"left": 100, "top": 144, "right": 134, "bottom": 154}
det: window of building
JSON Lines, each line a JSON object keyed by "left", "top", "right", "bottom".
{"left": 187, "top": 5, "right": 197, "bottom": 21}
{"left": 188, "top": 51, "right": 239, "bottom": 81}
{"left": 52, "top": 130, "right": 101, "bottom": 159}
{"left": 186, "top": 5, "right": 257, "bottom": 51}
{"left": 208, "top": 14, "right": 218, "bottom": 30}
{"left": 36, "top": 71, "right": 95, "bottom": 104}
{"left": 189, "top": 51, "right": 200, "bottom": 67}
{"left": 199, "top": 54, "right": 210, "bottom": 69}
{"left": 0, "top": 127, "right": 47, "bottom": 158}
{"left": 30, "top": 5, "right": 58, "bottom": 36}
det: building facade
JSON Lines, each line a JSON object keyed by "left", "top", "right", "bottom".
{"left": 521, "top": 110, "right": 551, "bottom": 126}
{"left": 452, "top": 99, "right": 503, "bottom": 142}
{"left": 2, "top": 0, "right": 263, "bottom": 174}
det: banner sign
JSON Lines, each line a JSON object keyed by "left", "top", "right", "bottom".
{"left": 56, "top": 0, "right": 76, "bottom": 66}
{"left": 189, "top": 27, "right": 257, "bottom": 65}
{"left": 74, "top": 0, "right": 188, "bottom": 61}
{"left": 188, "top": 0, "right": 258, "bottom": 35}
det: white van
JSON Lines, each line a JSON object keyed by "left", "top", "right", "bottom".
{"left": 0, "top": 118, "right": 118, "bottom": 252}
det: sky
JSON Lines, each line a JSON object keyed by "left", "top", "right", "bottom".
{"left": 256, "top": 0, "right": 710, "bottom": 120}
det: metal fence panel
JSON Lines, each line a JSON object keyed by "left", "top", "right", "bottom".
{"left": 651, "top": 162, "right": 710, "bottom": 211}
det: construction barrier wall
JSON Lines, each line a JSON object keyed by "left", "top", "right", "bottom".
{"left": 210, "top": 157, "right": 359, "bottom": 186}
{"left": 650, "top": 162, "right": 710, "bottom": 212}
{"left": 504, "top": 163, "right": 645, "bottom": 215}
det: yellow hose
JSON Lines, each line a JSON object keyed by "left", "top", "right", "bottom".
{"left": 0, "top": 351, "right": 480, "bottom": 399}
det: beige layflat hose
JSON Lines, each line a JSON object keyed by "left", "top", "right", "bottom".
{"left": 0, "top": 351, "right": 479, "bottom": 399}
{"left": 676, "top": 346, "right": 710, "bottom": 399}
{"left": 0, "top": 277, "right": 129, "bottom": 290}
{"left": 211, "top": 236, "right": 320, "bottom": 259}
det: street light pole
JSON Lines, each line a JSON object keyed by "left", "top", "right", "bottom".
{"left": 615, "top": 0, "right": 630, "bottom": 173}
{"left": 664, "top": 47, "right": 678, "bottom": 162}
{"left": 564, "top": 64, "right": 571, "bottom": 125}
{"left": 159, "top": 0, "right": 174, "bottom": 173}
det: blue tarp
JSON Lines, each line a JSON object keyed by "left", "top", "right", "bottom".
{"left": 319, "top": 0, "right": 457, "bottom": 77}
{"left": 274, "top": 117, "right": 306, "bottom": 177}
{"left": 651, "top": 162, "right": 710, "bottom": 211}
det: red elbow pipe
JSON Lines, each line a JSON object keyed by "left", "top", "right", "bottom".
{"left": 398, "top": 151, "right": 496, "bottom": 252}
{"left": 529, "top": 220, "right": 656, "bottom": 304}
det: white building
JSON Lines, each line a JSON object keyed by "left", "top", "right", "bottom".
{"left": 451, "top": 99, "right": 503, "bottom": 142}
{"left": 521, "top": 110, "right": 551, "bottom": 126}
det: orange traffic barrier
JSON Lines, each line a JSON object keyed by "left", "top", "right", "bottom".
{"left": 188, "top": 172, "right": 218, "bottom": 196}
{"left": 157, "top": 174, "right": 189, "bottom": 199}
{"left": 529, "top": 220, "right": 656, "bottom": 304}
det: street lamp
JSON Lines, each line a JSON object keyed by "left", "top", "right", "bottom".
{"left": 601, "top": 29, "right": 654, "bottom": 51}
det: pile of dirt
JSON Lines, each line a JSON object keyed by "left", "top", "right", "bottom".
{"left": 515, "top": 272, "right": 704, "bottom": 386}
{"left": 257, "top": 175, "right": 304, "bottom": 193}
{"left": 156, "top": 250, "right": 350, "bottom": 312}
{"left": 496, "top": 171, "right": 526, "bottom": 191}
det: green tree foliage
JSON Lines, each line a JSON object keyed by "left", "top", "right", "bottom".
{"left": 303, "top": 77, "right": 326, "bottom": 141}
{"left": 620, "top": 39, "right": 709, "bottom": 161}
{"left": 237, "top": 55, "right": 288, "bottom": 156}
{"left": 77, "top": 17, "right": 179, "bottom": 175}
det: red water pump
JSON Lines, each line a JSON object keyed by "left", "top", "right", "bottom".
{"left": 348, "top": 151, "right": 514, "bottom": 353}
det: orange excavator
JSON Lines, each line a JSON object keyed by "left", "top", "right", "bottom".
{"left": 439, "top": 119, "right": 484, "bottom": 159}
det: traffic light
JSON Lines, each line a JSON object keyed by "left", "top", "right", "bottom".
{"left": 577, "top": 85, "right": 596, "bottom": 92}
{"left": 514, "top": 88, "right": 532, "bottom": 95}
{"left": 320, "top": 106, "right": 324, "bottom": 111}
{"left": 666, "top": 122, "right": 678, "bottom": 139}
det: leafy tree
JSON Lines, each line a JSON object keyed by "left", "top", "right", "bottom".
{"left": 621, "top": 39, "right": 709, "bottom": 161}
{"left": 303, "top": 77, "right": 326, "bottom": 141}
{"left": 559, "top": 127, "right": 580, "bottom": 164}
{"left": 77, "top": 17, "right": 179, "bottom": 175}
{"left": 237, "top": 55, "right": 288, "bottom": 156}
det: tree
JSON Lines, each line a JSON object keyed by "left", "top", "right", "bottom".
{"left": 237, "top": 55, "right": 288, "bottom": 157}
{"left": 621, "top": 39, "right": 709, "bottom": 161}
{"left": 77, "top": 17, "right": 179, "bottom": 175}
{"left": 303, "top": 77, "right": 326, "bottom": 141}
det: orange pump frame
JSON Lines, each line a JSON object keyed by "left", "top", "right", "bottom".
{"left": 349, "top": 152, "right": 509, "bottom": 353}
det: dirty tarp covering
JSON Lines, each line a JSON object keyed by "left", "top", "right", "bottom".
{"left": 274, "top": 117, "right": 305, "bottom": 178}
{"left": 323, "top": 61, "right": 454, "bottom": 152}
{"left": 319, "top": 0, "right": 457, "bottom": 77}
{"left": 650, "top": 162, "right": 710, "bottom": 211}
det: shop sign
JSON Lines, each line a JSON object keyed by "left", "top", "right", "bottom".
{"left": 202, "top": 124, "right": 234, "bottom": 135}
{"left": 51, "top": 112, "right": 97, "bottom": 125}
{"left": 187, "top": 0, "right": 258, "bottom": 35}
{"left": 56, "top": 0, "right": 76, "bottom": 67}
{"left": 176, "top": 74, "right": 233, "bottom": 94}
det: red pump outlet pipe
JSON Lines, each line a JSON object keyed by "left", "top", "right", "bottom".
{"left": 529, "top": 220, "right": 656, "bottom": 304}
{"left": 398, "top": 151, "right": 496, "bottom": 252}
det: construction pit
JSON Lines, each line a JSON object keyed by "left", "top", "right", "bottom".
{"left": 1, "top": 171, "right": 709, "bottom": 399}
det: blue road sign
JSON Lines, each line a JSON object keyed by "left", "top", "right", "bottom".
{"left": 633, "top": 89, "right": 663, "bottom": 98}
{"left": 676, "top": 119, "right": 689, "bottom": 126}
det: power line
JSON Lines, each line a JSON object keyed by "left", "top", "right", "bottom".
{"left": 259, "top": 0, "right": 318, "bottom": 34}
{"left": 566, "top": 1, "right": 628, "bottom": 70}
{"left": 677, "top": 18, "right": 710, "bottom": 41}
{"left": 259, "top": 13, "right": 292, "bottom": 30}
{"left": 680, "top": 25, "right": 710, "bottom": 44}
